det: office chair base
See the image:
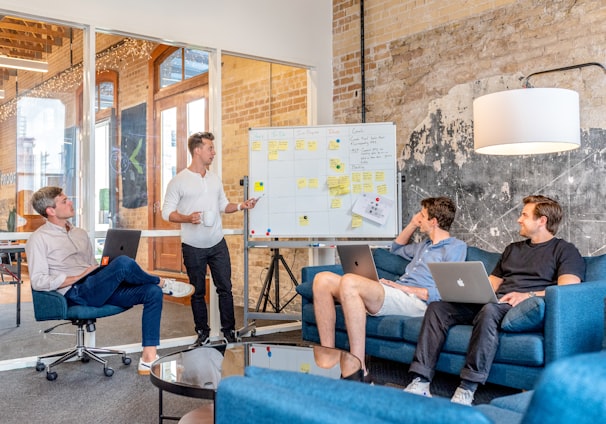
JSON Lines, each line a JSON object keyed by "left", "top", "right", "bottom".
{"left": 36, "top": 321, "right": 131, "bottom": 381}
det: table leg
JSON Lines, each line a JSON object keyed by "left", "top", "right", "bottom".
{"left": 158, "top": 388, "right": 183, "bottom": 423}
{"left": 16, "top": 252, "right": 21, "bottom": 327}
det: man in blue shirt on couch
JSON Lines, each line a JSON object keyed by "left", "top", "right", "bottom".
{"left": 313, "top": 197, "right": 467, "bottom": 381}
{"left": 405, "top": 194, "right": 585, "bottom": 405}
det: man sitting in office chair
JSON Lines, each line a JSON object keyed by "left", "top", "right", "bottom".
{"left": 25, "top": 186, "right": 194, "bottom": 375}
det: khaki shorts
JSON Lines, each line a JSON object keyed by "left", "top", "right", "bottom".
{"left": 370, "top": 283, "right": 427, "bottom": 318}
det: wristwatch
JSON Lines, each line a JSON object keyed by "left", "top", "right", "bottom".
{"left": 528, "top": 291, "right": 536, "bottom": 298}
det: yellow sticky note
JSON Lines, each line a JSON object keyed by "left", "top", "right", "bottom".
{"left": 375, "top": 171, "right": 385, "bottom": 182}
{"left": 328, "top": 140, "right": 340, "bottom": 150}
{"left": 278, "top": 140, "right": 289, "bottom": 151}
{"left": 300, "top": 363, "right": 311, "bottom": 373}
{"left": 299, "top": 215, "right": 309, "bottom": 226}
{"left": 352, "top": 184, "right": 362, "bottom": 194}
{"left": 351, "top": 214, "right": 363, "bottom": 228}
{"left": 331, "top": 198, "right": 342, "bottom": 208}
{"left": 329, "top": 187, "right": 340, "bottom": 197}
{"left": 295, "top": 139, "right": 305, "bottom": 150}
{"left": 326, "top": 176, "right": 339, "bottom": 188}
{"left": 309, "top": 178, "right": 319, "bottom": 189}
{"left": 297, "top": 178, "right": 307, "bottom": 189}
{"left": 377, "top": 184, "right": 387, "bottom": 195}
{"left": 307, "top": 140, "right": 317, "bottom": 151}
{"left": 363, "top": 183, "right": 374, "bottom": 192}
{"left": 252, "top": 141, "right": 262, "bottom": 151}
{"left": 352, "top": 172, "right": 362, "bottom": 182}
{"left": 268, "top": 140, "right": 279, "bottom": 151}
{"left": 268, "top": 151, "right": 279, "bottom": 161}
{"left": 254, "top": 181, "right": 265, "bottom": 192}
{"left": 363, "top": 171, "right": 373, "bottom": 181}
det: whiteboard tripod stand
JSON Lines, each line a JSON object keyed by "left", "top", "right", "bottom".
{"left": 255, "top": 245, "right": 299, "bottom": 313}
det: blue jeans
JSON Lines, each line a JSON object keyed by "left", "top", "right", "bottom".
{"left": 181, "top": 238, "right": 235, "bottom": 334}
{"left": 64, "top": 255, "right": 163, "bottom": 347}
{"left": 409, "top": 300, "right": 512, "bottom": 384}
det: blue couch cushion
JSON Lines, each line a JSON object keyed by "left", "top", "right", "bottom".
{"left": 465, "top": 246, "right": 501, "bottom": 274}
{"left": 583, "top": 254, "right": 606, "bottom": 282}
{"left": 501, "top": 297, "right": 546, "bottom": 332}
{"left": 296, "top": 281, "right": 314, "bottom": 302}
{"left": 372, "top": 248, "right": 409, "bottom": 280}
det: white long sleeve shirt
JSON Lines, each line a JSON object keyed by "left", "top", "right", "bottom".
{"left": 161, "top": 168, "right": 229, "bottom": 248}
{"left": 25, "top": 221, "right": 96, "bottom": 294}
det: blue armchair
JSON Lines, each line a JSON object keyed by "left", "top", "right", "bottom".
{"left": 215, "top": 351, "right": 606, "bottom": 424}
{"left": 32, "top": 289, "right": 132, "bottom": 381}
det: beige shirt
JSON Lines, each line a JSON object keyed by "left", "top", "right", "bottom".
{"left": 25, "top": 221, "right": 96, "bottom": 295}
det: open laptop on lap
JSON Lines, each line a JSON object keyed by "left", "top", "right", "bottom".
{"left": 336, "top": 244, "right": 379, "bottom": 281}
{"left": 428, "top": 261, "right": 499, "bottom": 304}
{"left": 73, "top": 229, "right": 142, "bottom": 284}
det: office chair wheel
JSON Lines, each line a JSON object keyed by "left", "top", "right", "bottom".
{"left": 46, "top": 371, "right": 58, "bottom": 381}
{"left": 81, "top": 356, "right": 90, "bottom": 363}
{"left": 122, "top": 356, "right": 132, "bottom": 365}
{"left": 104, "top": 367, "right": 114, "bottom": 377}
{"left": 35, "top": 361, "right": 45, "bottom": 372}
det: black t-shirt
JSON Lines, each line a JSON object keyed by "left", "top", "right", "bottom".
{"left": 492, "top": 238, "right": 585, "bottom": 296}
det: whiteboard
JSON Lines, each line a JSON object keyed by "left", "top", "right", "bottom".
{"left": 248, "top": 123, "right": 398, "bottom": 238}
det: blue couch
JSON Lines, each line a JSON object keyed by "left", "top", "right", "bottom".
{"left": 295, "top": 246, "right": 606, "bottom": 389}
{"left": 215, "top": 351, "right": 606, "bottom": 424}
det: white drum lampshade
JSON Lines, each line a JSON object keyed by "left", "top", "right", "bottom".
{"left": 473, "top": 88, "right": 580, "bottom": 155}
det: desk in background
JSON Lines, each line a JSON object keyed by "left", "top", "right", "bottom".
{"left": 0, "top": 244, "right": 25, "bottom": 326}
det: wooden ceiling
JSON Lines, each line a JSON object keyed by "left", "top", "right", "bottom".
{"left": 0, "top": 15, "right": 69, "bottom": 81}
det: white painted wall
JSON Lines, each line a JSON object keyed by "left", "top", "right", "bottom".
{"left": 0, "top": 0, "right": 334, "bottom": 123}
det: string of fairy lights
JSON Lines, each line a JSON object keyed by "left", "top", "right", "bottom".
{"left": 0, "top": 38, "right": 155, "bottom": 122}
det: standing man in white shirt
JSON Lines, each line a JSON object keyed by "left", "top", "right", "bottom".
{"left": 162, "top": 131, "right": 257, "bottom": 346}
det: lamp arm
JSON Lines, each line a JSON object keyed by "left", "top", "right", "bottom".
{"left": 523, "top": 62, "right": 606, "bottom": 88}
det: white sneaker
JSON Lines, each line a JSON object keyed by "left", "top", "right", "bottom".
{"left": 451, "top": 387, "right": 475, "bottom": 406}
{"left": 161, "top": 278, "right": 194, "bottom": 298}
{"left": 138, "top": 355, "right": 159, "bottom": 376}
{"left": 404, "top": 377, "right": 432, "bottom": 397}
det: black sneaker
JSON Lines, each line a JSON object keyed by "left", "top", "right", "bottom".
{"left": 189, "top": 330, "right": 210, "bottom": 348}
{"left": 223, "top": 330, "right": 238, "bottom": 343}
{"left": 341, "top": 369, "right": 375, "bottom": 385}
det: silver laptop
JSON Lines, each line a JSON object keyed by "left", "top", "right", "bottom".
{"left": 428, "top": 261, "right": 499, "bottom": 304}
{"left": 73, "top": 229, "right": 141, "bottom": 284}
{"left": 336, "top": 244, "right": 379, "bottom": 281}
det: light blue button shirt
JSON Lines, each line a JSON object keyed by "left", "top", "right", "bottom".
{"left": 390, "top": 238, "right": 467, "bottom": 303}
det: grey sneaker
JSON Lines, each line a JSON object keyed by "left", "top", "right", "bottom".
{"left": 451, "top": 387, "right": 474, "bottom": 406}
{"left": 404, "top": 377, "right": 432, "bottom": 397}
{"left": 161, "top": 278, "right": 194, "bottom": 297}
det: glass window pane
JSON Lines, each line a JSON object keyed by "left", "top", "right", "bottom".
{"left": 186, "top": 98, "right": 206, "bottom": 164}
{"left": 98, "top": 82, "right": 114, "bottom": 111}
{"left": 95, "top": 121, "right": 110, "bottom": 231}
{"left": 160, "top": 49, "right": 183, "bottom": 88}
{"left": 184, "top": 49, "right": 209, "bottom": 79}
{"left": 160, "top": 107, "right": 177, "bottom": 205}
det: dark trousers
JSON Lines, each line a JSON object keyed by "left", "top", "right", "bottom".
{"left": 409, "top": 300, "right": 512, "bottom": 384}
{"left": 181, "top": 238, "right": 235, "bottom": 334}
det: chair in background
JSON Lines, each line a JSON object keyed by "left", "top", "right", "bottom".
{"left": 31, "top": 289, "right": 132, "bottom": 381}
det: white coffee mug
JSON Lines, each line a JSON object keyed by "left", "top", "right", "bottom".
{"left": 203, "top": 210, "right": 216, "bottom": 226}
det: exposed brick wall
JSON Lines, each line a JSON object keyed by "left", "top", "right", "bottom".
{"left": 221, "top": 56, "right": 308, "bottom": 310}
{"left": 332, "top": 0, "right": 606, "bottom": 255}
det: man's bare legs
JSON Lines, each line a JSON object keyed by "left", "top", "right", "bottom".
{"left": 313, "top": 271, "right": 384, "bottom": 372}
{"left": 312, "top": 271, "right": 343, "bottom": 349}
{"left": 339, "top": 273, "right": 384, "bottom": 371}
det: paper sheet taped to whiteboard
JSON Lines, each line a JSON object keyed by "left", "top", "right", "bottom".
{"left": 351, "top": 193, "right": 394, "bottom": 226}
